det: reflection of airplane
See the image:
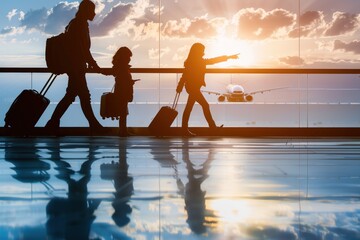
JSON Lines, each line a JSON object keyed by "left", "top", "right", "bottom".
{"left": 202, "top": 84, "right": 287, "bottom": 102}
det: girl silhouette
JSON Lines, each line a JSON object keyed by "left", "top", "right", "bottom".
{"left": 111, "top": 47, "right": 135, "bottom": 137}
{"left": 177, "top": 43, "right": 238, "bottom": 136}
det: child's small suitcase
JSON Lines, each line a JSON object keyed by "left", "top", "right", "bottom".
{"left": 4, "top": 74, "right": 57, "bottom": 133}
{"left": 148, "top": 93, "right": 180, "bottom": 136}
{"left": 100, "top": 85, "right": 120, "bottom": 120}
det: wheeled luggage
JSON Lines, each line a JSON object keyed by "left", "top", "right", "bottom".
{"left": 4, "top": 74, "right": 57, "bottom": 133}
{"left": 148, "top": 93, "right": 180, "bottom": 136}
{"left": 100, "top": 91, "right": 119, "bottom": 120}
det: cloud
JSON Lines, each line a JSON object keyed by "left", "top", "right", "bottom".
{"left": 90, "top": 0, "right": 160, "bottom": 38}
{"left": 19, "top": 7, "right": 48, "bottom": 31}
{"left": 300, "top": 11, "right": 323, "bottom": 26}
{"left": 91, "top": 0, "right": 159, "bottom": 38}
{"left": 5, "top": 1, "right": 134, "bottom": 37}
{"left": 172, "top": 45, "right": 190, "bottom": 62}
{"left": 245, "top": 225, "right": 298, "bottom": 240}
{"left": 241, "top": 210, "right": 360, "bottom": 240}
{"left": 91, "top": 2, "right": 133, "bottom": 37}
{"left": 279, "top": 56, "right": 305, "bottom": 66}
{"left": 132, "top": 14, "right": 224, "bottom": 41}
{"left": 162, "top": 15, "right": 223, "bottom": 39}
{"left": 185, "top": 17, "right": 217, "bottom": 38}
{"left": 0, "top": 26, "right": 25, "bottom": 36}
{"left": 289, "top": 11, "right": 326, "bottom": 38}
{"left": 234, "top": 9, "right": 359, "bottom": 40}
{"left": 148, "top": 47, "right": 170, "bottom": 59}
{"left": 131, "top": 21, "right": 159, "bottom": 40}
{"left": 92, "top": 0, "right": 106, "bottom": 14}
{"left": 333, "top": 40, "right": 360, "bottom": 54}
{"left": 162, "top": 18, "right": 190, "bottom": 37}
{"left": 19, "top": 11, "right": 25, "bottom": 21}
{"left": 6, "top": 9, "right": 18, "bottom": 21}
{"left": 295, "top": 222, "right": 360, "bottom": 240}
{"left": 316, "top": 40, "right": 334, "bottom": 51}
{"left": 2, "top": 1, "right": 360, "bottom": 47}
{"left": 16, "top": 2, "right": 78, "bottom": 35}
{"left": 234, "top": 8, "right": 296, "bottom": 40}
{"left": 44, "top": 2, "right": 78, "bottom": 34}
{"left": 324, "top": 12, "right": 360, "bottom": 36}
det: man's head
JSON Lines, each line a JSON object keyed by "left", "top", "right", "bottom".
{"left": 76, "top": 0, "right": 96, "bottom": 21}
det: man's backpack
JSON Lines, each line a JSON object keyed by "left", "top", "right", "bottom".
{"left": 45, "top": 32, "right": 70, "bottom": 75}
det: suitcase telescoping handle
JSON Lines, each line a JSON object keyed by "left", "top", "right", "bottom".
{"left": 40, "top": 73, "right": 57, "bottom": 96}
{"left": 171, "top": 92, "right": 180, "bottom": 110}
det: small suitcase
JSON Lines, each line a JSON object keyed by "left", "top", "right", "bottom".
{"left": 148, "top": 93, "right": 180, "bottom": 136}
{"left": 100, "top": 91, "right": 119, "bottom": 120}
{"left": 4, "top": 74, "right": 57, "bottom": 133}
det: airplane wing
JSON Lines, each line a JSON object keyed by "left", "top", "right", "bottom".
{"left": 247, "top": 87, "right": 288, "bottom": 95}
{"left": 201, "top": 90, "right": 223, "bottom": 96}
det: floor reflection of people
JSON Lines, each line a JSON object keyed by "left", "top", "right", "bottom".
{"left": 4, "top": 138, "right": 51, "bottom": 190}
{"left": 46, "top": 139, "right": 101, "bottom": 240}
{"left": 150, "top": 140, "right": 179, "bottom": 168}
{"left": 182, "top": 139, "right": 216, "bottom": 234}
{"left": 100, "top": 142, "right": 133, "bottom": 227}
{"left": 3, "top": 139, "right": 51, "bottom": 239}
{"left": 150, "top": 140, "right": 184, "bottom": 196}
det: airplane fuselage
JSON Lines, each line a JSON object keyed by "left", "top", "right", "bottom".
{"left": 204, "top": 83, "right": 283, "bottom": 102}
{"left": 226, "top": 84, "right": 244, "bottom": 94}
{"left": 222, "top": 84, "right": 253, "bottom": 102}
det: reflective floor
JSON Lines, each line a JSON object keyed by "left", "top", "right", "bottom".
{"left": 0, "top": 136, "right": 360, "bottom": 240}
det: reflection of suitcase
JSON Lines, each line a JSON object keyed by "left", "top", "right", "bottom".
{"left": 4, "top": 74, "right": 57, "bottom": 133}
{"left": 100, "top": 90, "right": 119, "bottom": 120}
{"left": 148, "top": 93, "right": 180, "bottom": 136}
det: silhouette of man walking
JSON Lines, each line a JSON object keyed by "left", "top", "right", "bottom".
{"left": 46, "top": 0, "right": 103, "bottom": 134}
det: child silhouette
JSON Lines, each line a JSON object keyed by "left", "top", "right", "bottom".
{"left": 102, "top": 47, "right": 136, "bottom": 137}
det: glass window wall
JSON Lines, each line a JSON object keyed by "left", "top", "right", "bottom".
{"left": 0, "top": 0, "right": 359, "bottom": 128}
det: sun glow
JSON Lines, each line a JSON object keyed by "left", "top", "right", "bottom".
{"left": 210, "top": 199, "right": 252, "bottom": 224}
{"left": 207, "top": 34, "right": 256, "bottom": 67}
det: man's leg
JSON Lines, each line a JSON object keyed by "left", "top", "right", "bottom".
{"left": 46, "top": 77, "right": 76, "bottom": 129}
{"left": 76, "top": 73, "right": 103, "bottom": 129}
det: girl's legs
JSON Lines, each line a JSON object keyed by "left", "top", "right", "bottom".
{"left": 182, "top": 94, "right": 196, "bottom": 136}
{"left": 194, "top": 91, "right": 216, "bottom": 128}
{"left": 182, "top": 94, "right": 196, "bottom": 129}
{"left": 182, "top": 90, "right": 216, "bottom": 136}
{"left": 186, "top": 90, "right": 216, "bottom": 128}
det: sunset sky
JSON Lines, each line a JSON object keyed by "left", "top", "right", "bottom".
{"left": 1, "top": 0, "right": 359, "bottom": 68}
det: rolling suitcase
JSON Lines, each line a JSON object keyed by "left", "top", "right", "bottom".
{"left": 4, "top": 74, "right": 57, "bottom": 133}
{"left": 100, "top": 85, "right": 120, "bottom": 120}
{"left": 148, "top": 93, "right": 180, "bottom": 136}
